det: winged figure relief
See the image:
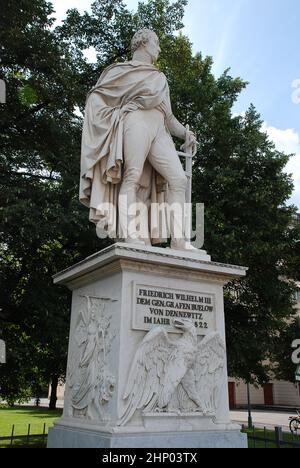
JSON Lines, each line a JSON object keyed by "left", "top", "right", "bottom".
{"left": 68, "top": 296, "right": 116, "bottom": 421}
{"left": 120, "top": 319, "right": 226, "bottom": 426}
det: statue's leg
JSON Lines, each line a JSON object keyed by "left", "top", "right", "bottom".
{"left": 149, "top": 128, "right": 199, "bottom": 251}
{"left": 119, "top": 113, "right": 152, "bottom": 243}
{"left": 149, "top": 130, "right": 188, "bottom": 246}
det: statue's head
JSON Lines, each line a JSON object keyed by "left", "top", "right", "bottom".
{"left": 131, "top": 28, "right": 161, "bottom": 62}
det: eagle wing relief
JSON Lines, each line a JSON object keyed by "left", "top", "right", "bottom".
{"left": 193, "top": 333, "right": 226, "bottom": 415}
{"left": 119, "top": 327, "right": 176, "bottom": 426}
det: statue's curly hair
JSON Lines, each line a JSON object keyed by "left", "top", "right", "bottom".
{"left": 131, "top": 29, "right": 158, "bottom": 54}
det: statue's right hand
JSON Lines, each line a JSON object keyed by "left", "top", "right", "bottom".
{"left": 120, "top": 102, "right": 139, "bottom": 116}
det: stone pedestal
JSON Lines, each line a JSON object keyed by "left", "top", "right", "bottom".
{"left": 47, "top": 243, "right": 248, "bottom": 449}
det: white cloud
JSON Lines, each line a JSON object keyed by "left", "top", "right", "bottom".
{"left": 262, "top": 123, "right": 300, "bottom": 210}
{"left": 262, "top": 124, "right": 300, "bottom": 154}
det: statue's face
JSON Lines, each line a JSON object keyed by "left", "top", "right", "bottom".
{"left": 144, "top": 34, "right": 161, "bottom": 62}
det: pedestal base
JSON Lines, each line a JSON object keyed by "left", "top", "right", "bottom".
{"left": 48, "top": 425, "right": 247, "bottom": 449}
{"left": 48, "top": 243, "right": 247, "bottom": 449}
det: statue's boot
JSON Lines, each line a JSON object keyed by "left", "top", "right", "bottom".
{"left": 171, "top": 239, "right": 199, "bottom": 252}
{"left": 168, "top": 188, "right": 199, "bottom": 252}
{"left": 118, "top": 189, "right": 148, "bottom": 246}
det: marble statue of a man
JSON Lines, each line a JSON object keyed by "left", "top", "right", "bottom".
{"left": 80, "top": 29, "right": 197, "bottom": 250}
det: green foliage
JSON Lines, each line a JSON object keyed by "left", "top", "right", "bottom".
{"left": 0, "top": 0, "right": 103, "bottom": 405}
{"left": 17, "top": 84, "right": 38, "bottom": 106}
{"left": 0, "top": 325, "right": 33, "bottom": 406}
{"left": 133, "top": 0, "right": 187, "bottom": 33}
{"left": 0, "top": 0, "right": 190, "bottom": 407}
{"left": 154, "top": 31, "right": 300, "bottom": 384}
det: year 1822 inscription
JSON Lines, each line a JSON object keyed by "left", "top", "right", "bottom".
{"left": 132, "top": 283, "right": 216, "bottom": 336}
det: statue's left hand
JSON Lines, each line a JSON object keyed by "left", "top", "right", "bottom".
{"left": 181, "top": 129, "right": 198, "bottom": 156}
{"left": 187, "top": 130, "right": 198, "bottom": 148}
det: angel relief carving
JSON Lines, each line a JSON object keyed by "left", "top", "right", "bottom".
{"left": 119, "top": 319, "right": 226, "bottom": 426}
{"left": 68, "top": 296, "right": 116, "bottom": 421}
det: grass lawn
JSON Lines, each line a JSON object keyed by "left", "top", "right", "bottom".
{"left": 0, "top": 406, "right": 62, "bottom": 448}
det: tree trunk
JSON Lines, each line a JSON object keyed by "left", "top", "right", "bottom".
{"left": 49, "top": 375, "right": 59, "bottom": 410}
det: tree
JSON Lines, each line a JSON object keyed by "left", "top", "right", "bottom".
{"left": 0, "top": 324, "right": 33, "bottom": 406}
{"left": 0, "top": 0, "right": 102, "bottom": 407}
{"left": 0, "top": 0, "right": 190, "bottom": 407}
{"left": 145, "top": 28, "right": 300, "bottom": 383}
{"left": 195, "top": 102, "right": 300, "bottom": 384}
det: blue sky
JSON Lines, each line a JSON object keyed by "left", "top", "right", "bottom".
{"left": 50, "top": 0, "right": 300, "bottom": 209}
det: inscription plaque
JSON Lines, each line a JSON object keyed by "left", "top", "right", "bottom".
{"left": 132, "top": 283, "right": 216, "bottom": 336}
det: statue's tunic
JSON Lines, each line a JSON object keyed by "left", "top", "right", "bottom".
{"left": 80, "top": 61, "right": 174, "bottom": 240}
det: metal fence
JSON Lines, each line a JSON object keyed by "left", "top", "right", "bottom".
{"left": 242, "top": 425, "right": 300, "bottom": 449}
{"left": 1, "top": 422, "right": 300, "bottom": 449}
{"left": 0, "top": 423, "right": 47, "bottom": 448}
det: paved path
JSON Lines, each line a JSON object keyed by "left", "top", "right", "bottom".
{"left": 231, "top": 410, "right": 297, "bottom": 431}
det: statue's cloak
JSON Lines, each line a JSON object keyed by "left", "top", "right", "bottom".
{"left": 80, "top": 61, "right": 170, "bottom": 241}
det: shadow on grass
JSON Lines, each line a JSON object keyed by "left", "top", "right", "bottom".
{"left": 0, "top": 436, "right": 47, "bottom": 449}
{"left": 1, "top": 406, "right": 62, "bottom": 419}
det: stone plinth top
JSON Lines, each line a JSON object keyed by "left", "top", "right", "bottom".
{"left": 53, "top": 243, "right": 247, "bottom": 288}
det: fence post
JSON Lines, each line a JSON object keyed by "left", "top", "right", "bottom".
{"left": 252, "top": 426, "right": 256, "bottom": 449}
{"left": 264, "top": 427, "right": 267, "bottom": 449}
{"left": 27, "top": 424, "right": 31, "bottom": 447}
{"left": 275, "top": 426, "right": 283, "bottom": 449}
{"left": 10, "top": 425, "right": 14, "bottom": 448}
{"left": 42, "top": 423, "right": 46, "bottom": 447}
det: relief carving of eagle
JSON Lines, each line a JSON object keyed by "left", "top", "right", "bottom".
{"left": 119, "top": 319, "right": 226, "bottom": 426}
